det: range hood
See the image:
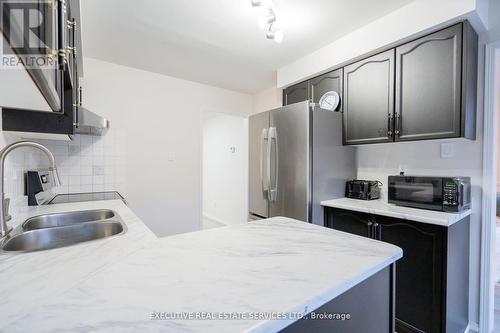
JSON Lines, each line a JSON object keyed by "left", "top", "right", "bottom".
{"left": 74, "top": 107, "right": 109, "bottom": 136}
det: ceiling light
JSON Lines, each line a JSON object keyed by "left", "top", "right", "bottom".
{"left": 257, "top": 9, "right": 276, "bottom": 29}
{"left": 273, "top": 30, "right": 284, "bottom": 43}
{"left": 251, "top": 0, "right": 273, "bottom": 7}
{"left": 251, "top": 0, "right": 283, "bottom": 43}
{"left": 266, "top": 29, "right": 283, "bottom": 43}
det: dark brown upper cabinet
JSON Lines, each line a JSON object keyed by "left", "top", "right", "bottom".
{"left": 395, "top": 22, "right": 477, "bottom": 141}
{"left": 283, "top": 81, "right": 309, "bottom": 105}
{"left": 343, "top": 49, "right": 395, "bottom": 145}
{"left": 310, "top": 69, "right": 343, "bottom": 112}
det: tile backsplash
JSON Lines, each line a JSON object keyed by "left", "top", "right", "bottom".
{"left": 3, "top": 130, "right": 126, "bottom": 211}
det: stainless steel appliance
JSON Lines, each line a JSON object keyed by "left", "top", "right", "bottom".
{"left": 388, "top": 175, "right": 471, "bottom": 212}
{"left": 345, "top": 180, "right": 381, "bottom": 200}
{"left": 26, "top": 170, "right": 125, "bottom": 206}
{"left": 248, "top": 101, "right": 356, "bottom": 225}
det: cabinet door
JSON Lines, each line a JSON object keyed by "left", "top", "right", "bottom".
{"left": 343, "top": 50, "right": 395, "bottom": 145}
{"left": 0, "top": 0, "right": 61, "bottom": 112}
{"left": 326, "top": 208, "right": 373, "bottom": 238}
{"left": 395, "top": 24, "right": 462, "bottom": 141}
{"left": 283, "top": 81, "right": 309, "bottom": 106}
{"left": 310, "top": 69, "right": 343, "bottom": 112}
{"left": 376, "top": 216, "right": 446, "bottom": 333}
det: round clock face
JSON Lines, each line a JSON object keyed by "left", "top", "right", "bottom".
{"left": 319, "top": 91, "right": 340, "bottom": 111}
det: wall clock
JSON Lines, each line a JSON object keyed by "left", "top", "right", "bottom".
{"left": 319, "top": 91, "right": 340, "bottom": 111}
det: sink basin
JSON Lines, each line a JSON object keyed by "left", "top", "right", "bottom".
{"left": 23, "top": 209, "right": 116, "bottom": 231}
{"left": 2, "top": 221, "right": 125, "bottom": 253}
{"left": 1, "top": 209, "right": 126, "bottom": 253}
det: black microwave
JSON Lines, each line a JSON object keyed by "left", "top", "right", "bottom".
{"left": 388, "top": 176, "right": 471, "bottom": 212}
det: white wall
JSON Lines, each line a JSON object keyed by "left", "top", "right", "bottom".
{"left": 202, "top": 112, "right": 248, "bottom": 225}
{"left": 252, "top": 86, "right": 282, "bottom": 114}
{"left": 487, "top": 0, "right": 500, "bottom": 43}
{"left": 82, "top": 58, "right": 253, "bottom": 237}
{"left": 277, "top": 0, "right": 485, "bottom": 88}
{"left": 0, "top": 57, "right": 252, "bottom": 237}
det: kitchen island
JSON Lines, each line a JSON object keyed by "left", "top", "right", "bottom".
{"left": 0, "top": 200, "right": 401, "bottom": 333}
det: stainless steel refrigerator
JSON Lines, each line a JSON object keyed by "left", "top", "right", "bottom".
{"left": 248, "top": 101, "right": 356, "bottom": 225}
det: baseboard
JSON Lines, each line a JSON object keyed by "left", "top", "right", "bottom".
{"left": 467, "top": 321, "right": 479, "bottom": 333}
{"left": 202, "top": 213, "right": 229, "bottom": 226}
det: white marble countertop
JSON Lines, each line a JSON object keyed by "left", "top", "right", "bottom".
{"left": 321, "top": 198, "right": 472, "bottom": 227}
{"left": 0, "top": 200, "right": 402, "bottom": 333}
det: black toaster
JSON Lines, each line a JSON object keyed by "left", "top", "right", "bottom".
{"left": 345, "top": 180, "right": 381, "bottom": 200}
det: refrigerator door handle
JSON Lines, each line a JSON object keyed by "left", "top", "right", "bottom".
{"left": 260, "top": 128, "right": 269, "bottom": 195}
{"left": 267, "top": 127, "right": 278, "bottom": 202}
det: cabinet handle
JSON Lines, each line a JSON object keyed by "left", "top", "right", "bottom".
{"left": 394, "top": 113, "right": 401, "bottom": 136}
{"left": 367, "top": 221, "right": 373, "bottom": 238}
{"left": 67, "top": 19, "right": 76, "bottom": 30}
{"left": 387, "top": 113, "right": 393, "bottom": 136}
{"left": 373, "top": 223, "right": 381, "bottom": 240}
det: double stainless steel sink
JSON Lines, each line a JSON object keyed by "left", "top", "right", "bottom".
{"left": 0, "top": 209, "right": 126, "bottom": 253}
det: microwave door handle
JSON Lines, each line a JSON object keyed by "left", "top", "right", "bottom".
{"left": 459, "top": 181, "right": 465, "bottom": 207}
{"left": 260, "top": 128, "right": 269, "bottom": 195}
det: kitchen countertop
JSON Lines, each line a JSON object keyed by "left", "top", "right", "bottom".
{"left": 0, "top": 200, "right": 402, "bottom": 333}
{"left": 321, "top": 198, "right": 472, "bottom": 227}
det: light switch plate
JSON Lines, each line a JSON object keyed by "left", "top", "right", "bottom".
{"left": 93, "top": 165, "right": 104, "bottom": 176}
{"left": 167, "top": 152, "right": 176, "bottom": 162}
{"left": 441, "top": 143, "right": 454, "bottom": 158}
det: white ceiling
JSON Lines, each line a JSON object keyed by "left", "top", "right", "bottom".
{"left": 81, "top": 0, "right": 413, "bottom": 94}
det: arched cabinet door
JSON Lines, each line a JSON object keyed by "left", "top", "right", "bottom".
{"left": 395, "top": 24, "right": 462, "bottom": 141}
{"left": 282, "top": 81, "right": 309, "bottom": 106}
{"left": 310, "top": 69, "right": 343, "bottom": 111}
{"left": 343, "top": 49, "right": 395, "bottom": 145}
{"left": 377, "top": 217, "right": 446, "bottom": 333}
{"left": 326, "top": 209, "right": 373, "bottom": 238}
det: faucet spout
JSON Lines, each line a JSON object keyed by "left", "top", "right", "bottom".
{"left": 0, "top": 141, "right": 60, "bottom": 238}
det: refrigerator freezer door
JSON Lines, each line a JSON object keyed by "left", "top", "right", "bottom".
{"left": 311, "top": 106, "right": 356, "bottom": 225}
{"left": 248, "top": 111, "right": 270, "bottom": 219}
{"left": 269, "top": 101, "right": 311, "bottom": 222}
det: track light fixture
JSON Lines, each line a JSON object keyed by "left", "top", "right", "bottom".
{"left": 250, "top": 0, "right": 283, "bottom": 43}
{"left": 251, "top": 0, "right": 273, "bottom": 7}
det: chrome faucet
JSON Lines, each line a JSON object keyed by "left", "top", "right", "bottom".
{"left": 0, "top": 141, "right": 61, "bottom": 238}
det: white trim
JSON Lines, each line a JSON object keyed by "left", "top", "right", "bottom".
{"left": 480, "top": 40, "right": 500, "bottom": 333}
{"left": 469, "top": 321, "right": 480, "bottom": 333}
{"left": 202, "top": 213, "right": 229, "bottom": 226}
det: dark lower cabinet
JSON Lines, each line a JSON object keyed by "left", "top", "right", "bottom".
{"left": 324, "top": 209, "right": 372, "bottom": 237}
{"left": 324, "top": 207, "right": 470, "bottom": 333}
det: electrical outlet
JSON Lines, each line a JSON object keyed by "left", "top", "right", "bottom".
{"left": 441, "top": 142, "right": 454, "bottom": 158}
{"left": 68, "top": 145, "right": 80, "bottom": 155}
{"left": 398, "top": 164, "right": 408, "bottom": 175}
